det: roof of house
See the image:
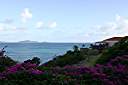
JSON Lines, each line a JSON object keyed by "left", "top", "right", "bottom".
{"left": 103, "top": 37, "right": 123, "bottom": 42}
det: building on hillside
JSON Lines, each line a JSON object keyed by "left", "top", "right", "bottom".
{"left": 80, "top": 36, "right": 125, "bottom": 52}
{"left": 90, "top": 37, "right": 124, "bottom": 52}
{"left": 102, "top": 37, "right": 123, "bottom": 47}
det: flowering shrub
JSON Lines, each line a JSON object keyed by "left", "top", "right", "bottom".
{"left": 0, "top": 55, "right": 128, "bottom": 85}
{"left": 0, "top": 62, "right": 43, "bottom": 80}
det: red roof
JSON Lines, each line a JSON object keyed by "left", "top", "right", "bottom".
{"left": 103, "top": 37, "right": 123, "bottom": 41}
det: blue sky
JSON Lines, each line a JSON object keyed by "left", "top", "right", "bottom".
{"left": 0, "top": 0, "right": 128, "bottom": 42}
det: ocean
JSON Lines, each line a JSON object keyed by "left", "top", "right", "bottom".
{"left": 0, "top": 43, "right": 90, "bottom": 63}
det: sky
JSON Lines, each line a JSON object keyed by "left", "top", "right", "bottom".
{"left": 0, "top": 0, "right": 128, "bottom": 42}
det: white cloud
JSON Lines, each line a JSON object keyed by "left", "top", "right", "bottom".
{"left": 48, "top": 21, "right": 57, "bottom": 28}
{"left": 0, "top": 22, "right": 17, "bottom": 31}
{"left": 36, "top": 21, "right": 44, "bottom": 28}
{"left": 0, "top": 23, "right": 4, "bottom": 31}
{"left": 21, "top": 8, "right": 32, "bottom": 23}
{"left": 93, "top": 14, "right": 128, "bottom": 39}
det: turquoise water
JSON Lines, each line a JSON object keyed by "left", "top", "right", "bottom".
{"left": 0, "top": 43, "right": 90, "bottom": 63}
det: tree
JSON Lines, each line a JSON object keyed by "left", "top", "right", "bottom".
{"left": 73, "top": 45, "right": 79, "bottom": 52}
{"left": 82, "top": 44, "right": 85, "bottom": 48}
{"left": 31, "top": 57, "right": 40, "bottom": 65}
{"left": 24, "top": 57, "right": 41, "bottom": 65}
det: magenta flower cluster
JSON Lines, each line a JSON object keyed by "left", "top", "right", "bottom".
{"left": 0, "top": 62, "right": 43, "bottom": 79}
{"left": 0, "top": 55, "right": 128, "bottom": 85}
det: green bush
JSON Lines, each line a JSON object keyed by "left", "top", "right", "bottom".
{"left": 0, "top": 56, "right": 17, "bottom": 72}
{"left": 44, "top": 50, "right": 86, "bottom": 67}
{"left": 24, "top": 57, "right": 40, "bottom": 65}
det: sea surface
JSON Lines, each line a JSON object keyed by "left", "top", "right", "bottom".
{"left": 0, "top": 43, "right": 90, "bottom": 63}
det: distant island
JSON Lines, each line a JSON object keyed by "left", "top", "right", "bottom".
{"left": 0, "top": 40, "right": 40, "bottom": 43}
{"left": 18, "top": 40, "right": 39, "bottom": 43}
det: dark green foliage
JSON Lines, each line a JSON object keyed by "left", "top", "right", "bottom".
{"left": 24, "top": 57, "right": 40, "bottom": 65}
{"left": 45, "top": 51, "right": 85, "bottom": 67}
{"left": 0, "top": 56, "right": 17, "bottom": 72}
{"left": 73, "top": 45, "right": 79, "bottom": 52}
{"left": 66, "top": 50, "right": 73, "bottom": 55}
{"left": 44, "top": 45, "right": 87, "bottom": 67}
{"left": 31, "top": 57, "right": 40, "bottom": 65}
{"left": 96, "top": 36, "right": 128, "bottom": 64}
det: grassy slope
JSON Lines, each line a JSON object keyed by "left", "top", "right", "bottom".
{"left": 74, "top": 54, "right": 101, "bottom": 67}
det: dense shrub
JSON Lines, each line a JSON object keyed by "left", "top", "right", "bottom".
{"left": 44, "top": 50, "right": 85, "bottom": 67}
{"left": 0, "top": 56, "right": 17, "bottom": 72}
{"left": 24, "top": 57, "right": 40, "bottom": 65}
{"left": 43, "top": 45, "right": 88, "bottom": 67}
